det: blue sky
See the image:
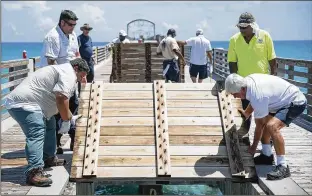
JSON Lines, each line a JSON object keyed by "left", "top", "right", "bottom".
{"left": 1, "top": 1, "right": 312, "bottom": 42}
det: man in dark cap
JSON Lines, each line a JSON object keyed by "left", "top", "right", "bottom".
{"left": 227, "top": 12, "right": 278, "bottom": 167}
{"left": 156, "top": 28, "right": 185, "bottom": 82}
{"left": 4, "top": 58, "right": 89, "bottom": 186}
{"left": 78, "top": 23, "right": 94, "bottom": 83}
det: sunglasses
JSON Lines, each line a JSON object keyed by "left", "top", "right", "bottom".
{"left": 83, "top": 28, "right": 91, "bottom": 31}
{"left": 238, "top": 26, "right": 248, "bottom": 30}
{"left": 64, "top": 20, "right": 76, "bottom": 27}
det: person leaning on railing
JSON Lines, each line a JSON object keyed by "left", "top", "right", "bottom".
{"left": 4, "top": 58, "right": 89, "bottom": 187}
{"left": 227, "top": 12, "right": 278, "bottom": 165}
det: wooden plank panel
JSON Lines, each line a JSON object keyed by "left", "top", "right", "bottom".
{"left": 82, "top": 81, "right": 103, "bottom": 177}
{"left": 153, "top": 80, "right": 171, "bottom": 176}
{"left": 74, "top": 145, "right": 251, "bottom": 157}
{"left": 76, "top": 125, "right": 224, "bottom": 136}
{"left": 78, "top": 107, "right": 240, "bottom": 117}
{"left": 80, "top": 91, "right": 218, "bottom": 100}
{"left": 100, "top": 83, "right": 216, "bottom": 91}
{"left": 218, "top": 90, "right": 246, "bottom": 177}
{"left": 70, "top": 85, "right": 91, "bottom": 179}
{"left": 76, "top": 117, "right": 243, "bottom": 126}
{"left": 79, "top": 100, "right": 242, "bottom": 109}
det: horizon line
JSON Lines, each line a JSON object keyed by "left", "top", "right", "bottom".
{"left": 2, "top": 39, "right": 312, "bottom": 43}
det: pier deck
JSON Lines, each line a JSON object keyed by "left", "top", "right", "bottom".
{"left": 1, "top": 44, "right": 311, "bottom": 195}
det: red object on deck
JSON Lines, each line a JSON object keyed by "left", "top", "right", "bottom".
{"left": 22, "top": 50, "right": 27, "bottom": 59}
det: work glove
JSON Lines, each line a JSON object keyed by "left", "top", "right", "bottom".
{"left": 58, "top": 115, "right": 82, "bottom": 134}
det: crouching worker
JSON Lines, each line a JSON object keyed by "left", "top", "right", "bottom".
{"left": 4, "top": 58, "right": 89, "bottom": 187}
{"left": 156, "top": 28, "right": 185, "bottom": 82}
{"left": 225, "top": 73, "right": 307, "bottom": 180}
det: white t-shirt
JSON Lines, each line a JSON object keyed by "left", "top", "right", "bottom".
{"left": 186, "top": 35, "right": 212, "bottom": 65}
{"left": 5, "top": 63, "right": 77, "bottom": 119}
{"left": 156, "top": 36, "right": 180, "bottom": 60}
{"left": 40, "top": 25, "right": 79, "bottom": 67}
{"left": 114, "top": 38, "right": 130, "bottom": 44}
{"left": 246, "top": 74, "right": 307, "bottom": 119}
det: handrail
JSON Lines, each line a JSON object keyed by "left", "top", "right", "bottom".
{"left": 204, "top": 48, "right": 312, "bottom": 122}
{"left": 0, "top": 42, "right": 112, "bottom": 120}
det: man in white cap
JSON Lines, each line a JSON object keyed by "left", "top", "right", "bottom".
{"left": 113, "top": 30, "right": 130, "bottom": 44}
{"left": 180, "top": 29, "right": 213, "bottom": 83}
{"left": 224, "top": 73, "right": 306, "bottom": 180}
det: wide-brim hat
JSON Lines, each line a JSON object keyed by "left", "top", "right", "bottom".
{"left": 236, "top": 12, "right": 255, "bottom": 27}
{"left": 80, "top": 23, "right": 93, "bottom": 31}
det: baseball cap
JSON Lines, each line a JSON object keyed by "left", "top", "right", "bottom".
{"left": 236, "top": 12, "right": 255, "bottom": 28}
{"left": 119, "top": 30, "right": 127, "bottom": 36}
{"left": 196, "top": 29, "right": 204, "bottom": 35}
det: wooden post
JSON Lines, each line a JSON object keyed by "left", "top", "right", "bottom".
{"left": 27, "top": 59, "right": 35, "bottom": 75}
{"left": 76, "top": 182, "right": 94, "bottom": 195}
{"left": 138, "top": 185, "right": 163, "bottom": 195}
{"left": 116, "top": 44, "right": 121, "bottom": 82}
{"left": 145, "top": 43, "right": 152, "bottom": 82}
{"left": 218, "top": 180, "right": 232, "bottom": 195}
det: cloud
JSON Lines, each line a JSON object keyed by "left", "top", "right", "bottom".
{"left": 162, "top": 22, "right": 179, "bottom": 30}
{"left": 196, "top": 19, "right": 209, "bottom": 30}
{"left": 7, "top": 22, "right": 23, "bottom": 35}
{"left": 74, "top": 4, "right": 105, "bottom": 24}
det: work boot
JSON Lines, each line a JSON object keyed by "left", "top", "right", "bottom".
{"left": 254, "top": 153, "right": 274, "bottom": 165}
{"left": 267, "top": 165, "right": 291, "bottom": 180}
{"left": 26, "top": 168, "right": 52, "bottom": 187}
{"left": 44, "top": 156, "right": 66, "bottom": 168}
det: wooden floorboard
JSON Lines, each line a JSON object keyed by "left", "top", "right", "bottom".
{"left": 249, "top": 118, "right": 312, "bottom": 195}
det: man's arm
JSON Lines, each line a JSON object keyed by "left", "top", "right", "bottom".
{"left": 252, "top": 117, "right": 267, "bottom": 148}
{"left": 55, "top": 92, "right": 72, "bottom": 121}
{"left": 227, "top": 38, "right": 238, "bottom": 73}
{"left": 266, "top": 33, "right": 277, "bottom": 75}
{"left": 173, "top": 49, "right": 185, "bottom": 65}
{"left": 206, "top": 51, "right": 213, "bottom": 64}
{"left": 156, "top": 43, "right": 163, "bottom": 56}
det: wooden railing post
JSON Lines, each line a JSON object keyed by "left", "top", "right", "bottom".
{"left": 95, "top": 47, "right": 98, "bottom": 65}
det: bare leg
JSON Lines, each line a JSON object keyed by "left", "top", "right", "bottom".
{"left": 265, "top": 117, "right": 286, "bottom": 155}
{"left": 198, "top": 79, "right": 203, "bottom": 83}
{"left": 191, "top": 77, "right": 197, "bottom": 83}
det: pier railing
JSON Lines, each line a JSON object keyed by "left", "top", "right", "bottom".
{"left": 0, "top": 43, "right": 112, "bottom": 120}
{"left": 211, "top": 48, "right": 312, "bottom": 123}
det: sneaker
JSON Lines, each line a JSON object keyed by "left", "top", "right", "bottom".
{"left": 254, "top": 153, "right": 274, "bottom": 165}
{"left": 26, "top": 168, "right": 52, "bottom": 187}
{"left": 267, "top": 165, "right": 291, "bottom": 180}
{"left": 44, "top": 156, "right": 66, "bottom": 168}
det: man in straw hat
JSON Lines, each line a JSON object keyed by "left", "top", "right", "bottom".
{"left": 78, "top": 23, "right": 95, "bottom": 83}
{"left": 227, "top": 12, "right": 277, "bottom": 155}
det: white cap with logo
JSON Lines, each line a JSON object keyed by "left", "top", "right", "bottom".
{"left": 119, "top": 30, "right": 127, "bottom": 36}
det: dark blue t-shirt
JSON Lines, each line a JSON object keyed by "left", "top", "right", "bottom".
{"left": 77, "top": 34, "right": 93, "bottom": 60}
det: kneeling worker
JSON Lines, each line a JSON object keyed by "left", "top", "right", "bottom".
{"left": 4, "top": 58, "right": 89, "bottom": 186}
{"left": 225, "top": 73, "right": 306, "bottom": 180}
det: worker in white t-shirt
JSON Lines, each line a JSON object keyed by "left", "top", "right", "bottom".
{"left": 5, "top": 58, "right": 89, "bottom": 187}
{"left": 225, "top": 73, "right": 307, "bottom": 180}
{"left": 181, "top": 29, "right": 213, "bottom": 83}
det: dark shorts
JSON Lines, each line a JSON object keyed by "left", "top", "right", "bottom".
{"left": 269, "top": 102, "right": 307, "bottom": 126}
{"left": 189, "top": 63, "right": 208, "bottom": 79}
{"left": 163, "top": 59, "right": 180, "bottom": 82}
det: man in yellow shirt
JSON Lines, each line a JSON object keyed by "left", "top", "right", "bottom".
{"left": 227, "top": 12, "right": 277, "bottom": 166}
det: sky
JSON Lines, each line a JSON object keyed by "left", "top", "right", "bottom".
{"left": 1, "top": 1, "right": 312, "bottom": 42}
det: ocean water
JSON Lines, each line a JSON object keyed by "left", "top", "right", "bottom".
{"left": 1, "top": 40, "right": 311, "bottom": 195}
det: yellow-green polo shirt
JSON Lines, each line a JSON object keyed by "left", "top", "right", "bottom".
{"left": 227, "top": 30, "right": 276, "bottom": 77}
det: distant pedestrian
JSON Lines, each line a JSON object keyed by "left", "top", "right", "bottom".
{"left": 156, "top": 28, "right": 185, "bottom": 83}
{"left": 78, "top": 23, "right": 95, "bottom": 83}
{"left": 180, "top": 29, "right": 213, "bottom": 83}
{"left": 114, "top": 30, "right": 130, "bottom": 44}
